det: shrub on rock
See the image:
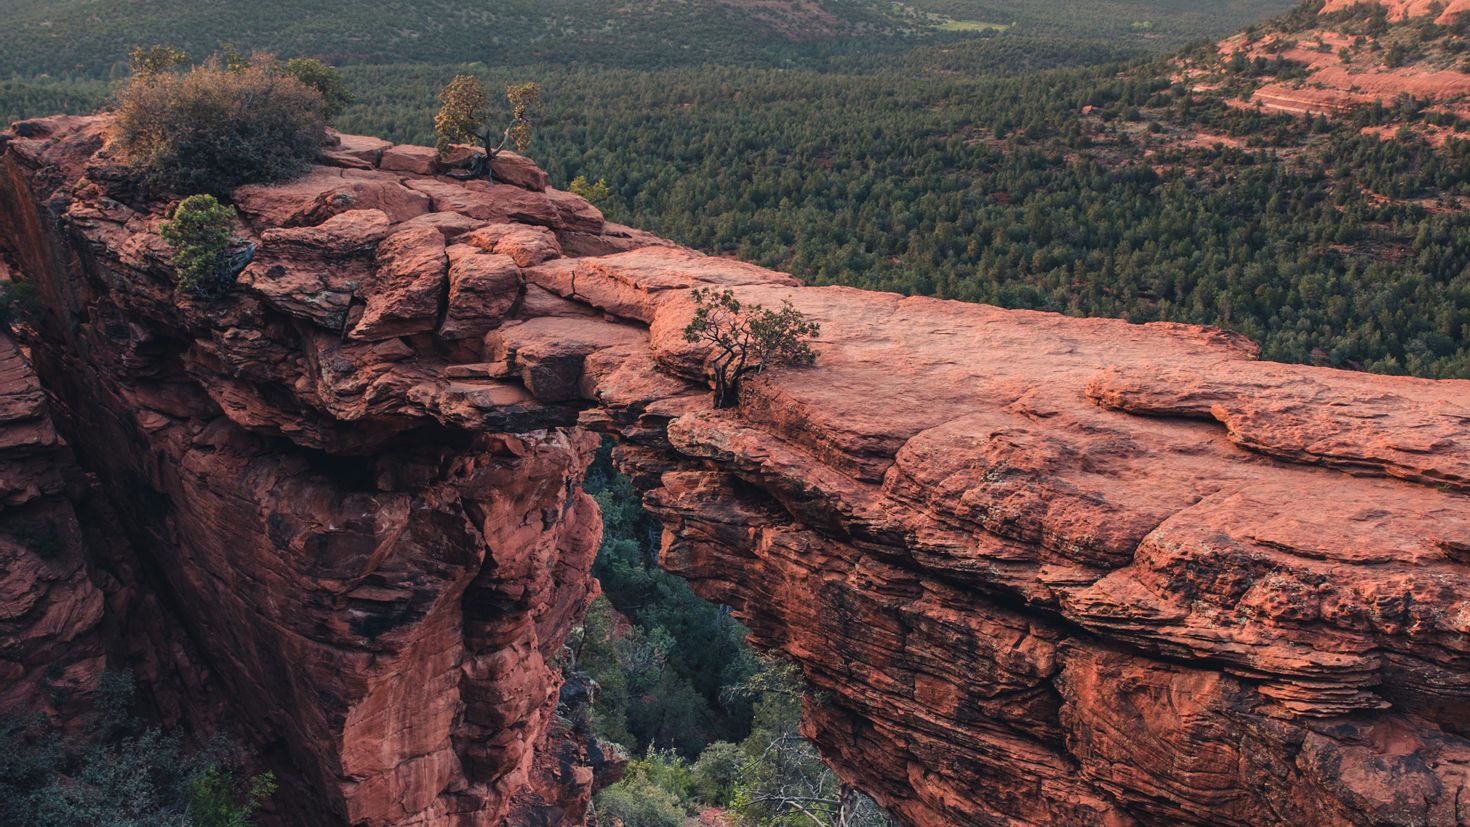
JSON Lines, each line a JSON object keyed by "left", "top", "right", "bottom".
{"left": 110, "top": 55, "right": 327, "bottom": 196}
{"left": 160, "top": 194, "right": 240, "bottom": 296}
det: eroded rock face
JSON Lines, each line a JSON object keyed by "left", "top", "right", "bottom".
{"left": 2, "top": 114, "right": 1468, "bottom": 826}
{"left": 0, "top": 328, "right": 106, "bottom": 724}
{"left": 0, "top": 116, "right": 624, "bottom": 826}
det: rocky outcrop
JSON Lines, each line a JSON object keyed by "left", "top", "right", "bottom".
{"left": 1319, "top": 0, "right": 1470, "bottom": 24}
{"left": 1203, "top": 1, "right": 1470, "bottom": 126}
{"left": 0, "top": 117, "right": 617, "bottom": 826}
{"left": 2, "top": 115, "right": 1468, "bottom": 826}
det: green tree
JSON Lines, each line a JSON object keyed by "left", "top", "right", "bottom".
{"left": 187, "top": 767, "right": 276, "bottom": 827}
{"left": 723, "top": 660, "right": 895, "bottom": 827}
{"left": 434, "top": 75, "right": 540, "bottom": 182}
{"left": 283, "top": 58, "right": 352, "bottom": 120}
{"left": 594, "top": 763, "right": 688, "bottom": 827}
{"left": 683, "top": 288, "right": 820, "bottom": 408}
{"left": 128, "top": 44, "right": 189, "bottom": 76}
{"left": 570, "top": 175, "right": 611, "bottom": 205}
{"left": 160, "top": 194, "right": 239, "bottom": 296}
{"left": 0, "top": 672, "right": 275, "bottom": 827}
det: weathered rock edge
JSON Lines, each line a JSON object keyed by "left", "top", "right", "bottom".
{"left": 2, "top": 115, "right": 1468, "bottom": 827}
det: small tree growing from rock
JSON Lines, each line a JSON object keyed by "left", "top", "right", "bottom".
{"left": 683, "top": 288, "right": 820, "bottom": 409}
{"left": 160, "top": 194, "right": 241, "bottom": 296}
{"left": 434, "top": 75, "right": 541, "bottom": 183}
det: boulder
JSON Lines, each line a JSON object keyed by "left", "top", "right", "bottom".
{"left": 379, "top": 144, "right": 440, "bottom": 175}
{"left": 235, "top": 167, "right": 431, "bottom": 228}
{"left": 350, "top": 227, "right": 448, "bottom": 341}
{"left": 439, "top": 246, "right": 522, "bottom": 341}
{"left": 239, "top": 209, "right": 392, "bottom": 329}
{"left": 461, "top": 223, "right": 562, "bottom": 267}
{"left": 321, "top": 132, "right": 392, "bottom": 169}
{"left": 544, "top": 188, "right": 605, "bottom": 234}
{"left": 485, "top": 316, "right": 646, "bottom": 402}
{"left": 490, "top": 151, "right": 550, "bottom": 191}
{"left": 394, "top": 211, "right": 487, "bottom": 240}
{"left": 435, "top": 145, "right": 550, "bottom": 191}
{"left": 405, "top": 178, "right": 561, "bottom": 227}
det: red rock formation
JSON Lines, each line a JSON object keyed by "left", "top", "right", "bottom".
{"left": 0, "top": 323, "right": 106, "bottom": 723}
{"left": 2, "top": 115, "right": 1468, "bottom": 826}
{"left": 0, "top": 116, "right": 619, "bottom": 825}
{"left": 1196, "top": 2, "right": 1470, "bottom": 127}
{"left": 1319, "top": 0, "right": 1470, "bottom": 24}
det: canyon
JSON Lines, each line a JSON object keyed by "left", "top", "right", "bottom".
{"left": 1, "top": 114, "right": 1468, "bottom": 826}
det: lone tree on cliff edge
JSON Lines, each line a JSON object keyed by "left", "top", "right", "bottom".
{"left": 434, "top": 75, "right": 540, "bottom": 183}
{"left": 683, "top": 288, "right": 820, "bottom": 409}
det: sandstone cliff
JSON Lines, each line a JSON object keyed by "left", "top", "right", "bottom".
{"left": 2, "top": 114, "right": 1468, "bottom": 826}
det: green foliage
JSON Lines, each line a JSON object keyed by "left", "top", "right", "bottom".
{"left": 283, "top": 58, "right": 351, "bottom": 119}
{"left": 0, "top": 672, "right": 273, "bottom": 827}
{"left": 591, "top": 654, "right": 895, "bottom": 825}
{"left": 129, "top": 44, "right": 189, "bottom": 76}
{"left": 579, "top": 453, "right": 893, "bottom": 824}
{"left": 186, "top": 768, "right": 276, "bottom": 827}
{"left": 504, "top": 82, "right": 540, "bottom": 153}
{"left": 594, "top": 753, "right": 689, "bottom": 827}
{"left": 217, "top": 44, "right": 251, "bottom": 73}
{"left": 429, "top": 74, "right": 488, "bottom": 157}
{"left": 690, "top": 741, "right": 744, "bottom": 804}
{"left": 575, "top": 447, "right": 761, "bottom": 757}
{"left": 434, "top": 74, "right": 489, "bottom": 155}
{"left": 160, "top": 195, "right": 238, "bottom": 296}
{"left": 434, "top": 76, "right": 540, "bottom": 180}
{"left": 110, "top": 55, "right": 326, "bottom": 195}
{"left": 570, "top": 175, "right": 611, "bottom": 205}
{"left": 684, "top": 287, "right": 820, "bottom": 407}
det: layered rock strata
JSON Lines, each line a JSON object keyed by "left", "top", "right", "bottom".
{"left": 2, "top": 114, "right": 1468, "bottom": 826}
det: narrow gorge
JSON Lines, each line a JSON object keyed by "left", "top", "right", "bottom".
{"left": 2, "top": 115, "right": 1468, "bottom": 826}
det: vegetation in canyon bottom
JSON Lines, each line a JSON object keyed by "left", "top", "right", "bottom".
{"left": 0, "top": 673, "right": 274, "bottom": 827}
{"left": 575, "top": 448, "right": 896, "bottom": 826}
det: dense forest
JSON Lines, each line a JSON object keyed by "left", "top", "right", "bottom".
{"left": 7, "top": 58, "right": 1467, "bottom": 377}
{"left": 0, "top": 0, "right": 1292, "bottom": 76}
{"left": 2, "top": 0, "right": 1467, "bottom": 823}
